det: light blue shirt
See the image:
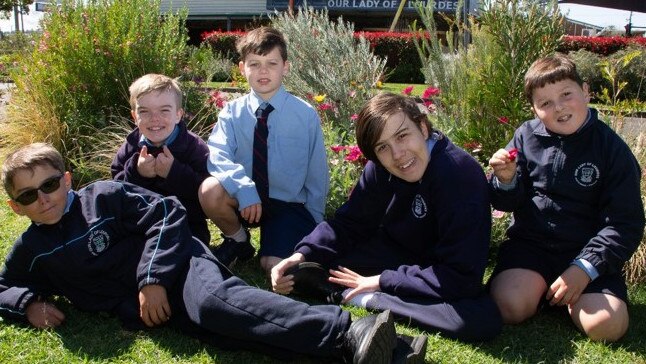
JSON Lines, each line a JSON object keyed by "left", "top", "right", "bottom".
{"left": 206, "top": 86, "right": 329, "bottom": 223}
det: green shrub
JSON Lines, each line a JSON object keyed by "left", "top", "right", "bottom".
{"left": 185, "top": 43, "right": 234, "bottom": 83}
{"left": 2, "top": 0, "right": 189, "bottom": 185}
{"left": 413, "top": 0, "right": 564, "bottom": 165}
{"left": 271, "top": 6, "right": 386, "bottom": 139}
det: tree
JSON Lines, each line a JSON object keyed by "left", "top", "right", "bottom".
{"left": 0, "top": 0, "right": 34, "bottom": 15}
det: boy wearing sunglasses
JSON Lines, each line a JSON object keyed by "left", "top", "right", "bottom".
{"left": 0, "top": 143, "right": 426, "bottom": 363}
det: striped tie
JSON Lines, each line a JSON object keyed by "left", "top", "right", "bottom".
{"left": 252, "top": 103, "right": 274, "bottom": 205}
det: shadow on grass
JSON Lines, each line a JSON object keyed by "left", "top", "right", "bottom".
{"left": 477, "top": 292, "right": 646, "bottom": 363}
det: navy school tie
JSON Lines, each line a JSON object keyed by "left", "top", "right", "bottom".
{"left": 252, "top": 103, "right": 274, "bottom": 205}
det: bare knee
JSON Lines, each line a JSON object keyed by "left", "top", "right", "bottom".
{"left": 199, "top": 177, "right": 234, "bottom": 215}
{"left": 490, "top": 269, "right": 546, "bottom": 324}
{"left": 570, "top": 294, "right": 629, "bottom": 342}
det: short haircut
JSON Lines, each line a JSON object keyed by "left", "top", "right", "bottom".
{"left": 236, "top": 26, "right": 288, "bottom": 62}
{"left": 129, "top": 73, "right": 183, "bottom": 110}
{"left": 524, "top": 53, "right": 584, "bottom": 104}
{"left": 355, "top": 92, "right": 433, "bottom": 163}
{"left": 2, "top": 143, "right": 65, "bottom": 198}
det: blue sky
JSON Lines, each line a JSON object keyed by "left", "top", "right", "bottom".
{"left": 1, "top": 3, "right": 645, "bottom": 33}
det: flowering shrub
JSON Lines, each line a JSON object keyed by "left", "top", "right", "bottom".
{"left": 325, "top": 144, "right": 366, "bottom": 217}
{"left": 3, "top": 0, "right": 189, "bottom": 185}
{"left": 558, "top": 36, "right": 646, "bottom": 57}
{"left": 413, "top": 0, "right": 563, "bottom": 165}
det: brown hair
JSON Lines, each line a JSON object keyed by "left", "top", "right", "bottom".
{"left": 355, "top": 92, "right": 433, "bottom": 163}
{"left": 129, "top": 73, "right": 183, "bottom": 110}
{"left": 2, "top": 143, "right": 65, "bottom": 198}
{"left": 236, "top": 26, "right": 288, "bottom": 62}
{"left": 524, "top": 53, "right": 584, "bottom": 104}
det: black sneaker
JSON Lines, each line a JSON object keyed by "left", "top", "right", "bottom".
{"left": 392, "top": 334, "right": 428, "bottom": 364}
{"left": 342, "top": 310, "right": 397, "bottom": 364}
{"left": 286, "top": 262, "right": 344, "bottom": 304}
{"left": 213, "top": 230, "right": 255, "bottom": 268}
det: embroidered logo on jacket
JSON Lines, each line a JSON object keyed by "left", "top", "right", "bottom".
{"left": 412, "top": 194, "right": 428, "bottom": 219}
{"left": 574, "top": 162, "right": 600, "bottom": 187}
{"left": 87, "top": 230, "right": 110, "bottom": 256}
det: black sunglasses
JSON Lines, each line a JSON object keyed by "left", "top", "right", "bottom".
{"left": 13, "top": 174, "right": 64, "bottom": 205}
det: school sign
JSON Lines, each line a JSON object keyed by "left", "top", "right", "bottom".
{"left": 267, "top": 0, "right": 475, "bottom": 13}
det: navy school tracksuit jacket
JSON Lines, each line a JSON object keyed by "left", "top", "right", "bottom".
{"left": 111, "top": 121, "right": 211, "bottom": 244}
{"left": 0, "top": 181, "right": 194, "bottom": 324}
{"left": 490, "top": 108, "right": 645, "bottom": 276}
{"left": 296, "top": 133, "right": 492, "bottom": 300}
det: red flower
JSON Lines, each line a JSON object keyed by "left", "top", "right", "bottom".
{"left": 402, "top": 85, "right": 414, "bottom": 95}
{"left": 319, "top": 102, "right": 334, "bottom": 111}
{"left": 344, "top": 146, "right": 367, "bottom": 165}
{"left": 350, "top": 113, "right": 359, "bottom": 121}
{"left": 508, "top": 148, "right": 519, "bottom": 161}
{"left": 497, "top": 116, "right": 509, "bottom": 125}
{"left": 422, "top": 86, "right": 440, "bottom": 99}
{"left": 330, "top": 145, "right": 346, "bottom": 154}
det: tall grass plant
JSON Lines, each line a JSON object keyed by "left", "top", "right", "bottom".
{"left": 413, "top": 0, "right": 564, "bottom": 163}
{"left": 1, "top": 0, "right": 188, "bottom": 185}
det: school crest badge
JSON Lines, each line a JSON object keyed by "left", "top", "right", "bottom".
{"left": 87, "top": 230, "right": 110, "bottom": 256}
{"left": 412, "top": 194, "right": 427, "bottom": 219}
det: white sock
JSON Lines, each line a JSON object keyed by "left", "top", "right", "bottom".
{"left": 344, "top": 290, "right": 374, "bottom": 308}
{"left": 226, "top": 226, "right": 247, "bottom": 243}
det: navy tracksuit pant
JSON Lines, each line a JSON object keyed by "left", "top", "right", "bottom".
{"left": 123, "top": 241, "right": 351, "bottom": 359}
{"left": 332, "top": 236, "right": 502, "bottom": 342}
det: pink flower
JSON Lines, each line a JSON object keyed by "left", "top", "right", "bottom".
{"left": 492, "top": 210, "right": 506, "bottom": 219}
{"left": 350, "top": 113, "right": 359, "bottom": 121}
{"left": 344, "top": 146, "right": 367, "bottom": 165}
{"left": 422, "top": 87, "right": 440, "bottom": 99}
{"left": 319, "top": 102, "right": 334, "bottom": 111}
{"left": 330, "top": 145, "right": 346, "bottom": 154}
{"left": 402, "top": 85, "right": 414, "bottom": 95}
{"left": 497, "top": 116, "right": 509, "bottom": 125}
{"left": 508, "top": 148, "right": 519, "bottom": 161}
{"left": 207, "top": 90, "right": 229, "bottom": 108}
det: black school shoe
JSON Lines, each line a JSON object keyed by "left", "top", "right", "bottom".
{"left": 285, "top": 261, "right": 344, "bottom": 304}
{"left": 213, "top": 230, "right": 255, "bottom": 268}
{"left": 392, "top": 334, "right": 428, "bottom": 364}
{"left": 342, "top": 310, "right": 397, "bottom": 364}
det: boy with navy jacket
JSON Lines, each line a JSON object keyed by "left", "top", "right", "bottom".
{"left": 0, "top": 143, "right": 430, "bottom": 363}
{"left": 272, "top": 93, "right": 502, "bottom": 342}
{"left": 111, "top": 74, "right": 211, "bottom": 244}
{"left": 488, "top": 53, "right": 644, "bottom": 342}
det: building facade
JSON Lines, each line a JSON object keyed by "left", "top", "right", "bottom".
{"left": 160, "top": 0, "right": 478, "bottom": 43}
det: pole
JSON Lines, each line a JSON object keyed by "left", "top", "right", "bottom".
{"left": 389, "top": 0, "right": 407, "bottom": 32}
{"left": 289, "top": 0, "right": 294, "bottom": 16}
{"left": 13, "top": 4, "right": 20, "bottom": 32}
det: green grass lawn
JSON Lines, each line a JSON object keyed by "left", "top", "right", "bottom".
{"left": 0, "top": 194, "right": 645, "bottom": 363}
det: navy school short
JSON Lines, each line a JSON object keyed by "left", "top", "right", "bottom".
{"left": 489, "top": 239, "right": 629, "bottom": 304}
{"left": 240, "top": 198, "right": 317, "bottom": 258}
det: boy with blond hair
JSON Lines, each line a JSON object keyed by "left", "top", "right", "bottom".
{"left": 488, "top": 53, "right": 644, "bottom": 341}
{"left": 200, "top": 27, "right": 328, "bottom": 273}
{"left": 112, "top": 74, "right": 211, "bottom": 244}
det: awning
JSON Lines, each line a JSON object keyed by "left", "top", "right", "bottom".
{"left": 558, "top": 0, "right": 646, "bottom": 14}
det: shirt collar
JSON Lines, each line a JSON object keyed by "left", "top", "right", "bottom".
{"left": 138, "top": 124, "right": 180, "bottom": 148}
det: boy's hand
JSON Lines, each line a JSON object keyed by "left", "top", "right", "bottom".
{"left": 241, "top": 203, "right": 262, "bottom": 224}
{"left": 271, "top": 253, "right": 305, "bottom": 295}
{"left": 154, "top": 145, "right": 174, "bottom": 179}
{"left": 546, "top": 265, "right": 591, "bottom": 307}
{"left": 329, "top": 266, "right": 380, "bottom": 303}
{"left": 139, "top": 284, "right": 171, "bottom": 327}
{"left": 489, "top": 148, "right": 518, "bottom": 184}
{"left": 137, "top": 146, "right": 157, "bottom": 178}
{"left": 25, "top": 300, "right": 65, "bottom": 329}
